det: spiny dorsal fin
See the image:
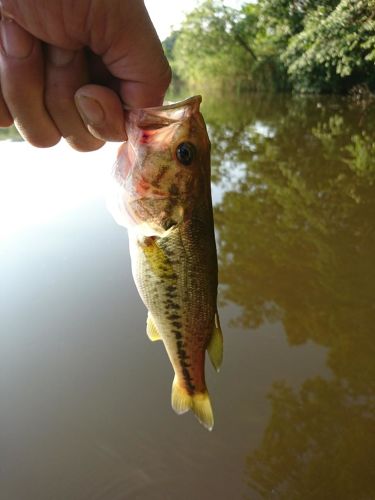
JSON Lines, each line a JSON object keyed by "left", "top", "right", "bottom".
{"left": 207, "top": 312, "right": 223, "bottom": 372}
{"left": 146, "top": 313, "right": 162, "bottom": 342}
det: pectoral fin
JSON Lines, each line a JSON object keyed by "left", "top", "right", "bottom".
{"left": 146, "top": 313, "right": 162, "bottom": 342}
{"left": 207, "top": 312, "right": 223, "bottom": 372}
{"left": 140, "top": 237, "right": 175, "bottom": 279}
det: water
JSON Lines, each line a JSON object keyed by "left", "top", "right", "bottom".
{"left": 1, "top": 94, "right": 374, "bottom": 499}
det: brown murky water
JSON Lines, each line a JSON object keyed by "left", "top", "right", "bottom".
{"left": 1, "top": 94, "right": 374, "bottom": 499}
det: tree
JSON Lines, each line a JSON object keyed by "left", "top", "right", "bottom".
{"left": 170, "top": 0, "right": 261, "bottom": 90}
{"left": 247, "top": 378, "right": 375, "bottom": 499}
{"left": 282, "top": 0, "right": 375, "bottom": 92}
{"left": 166, "top": 0, "right": 375, "bottom": 94}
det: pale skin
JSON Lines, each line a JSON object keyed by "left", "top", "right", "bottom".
{"left": 0, "top": 0, "right": 171, "bottom": 151}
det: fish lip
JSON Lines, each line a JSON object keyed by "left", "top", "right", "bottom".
{"left": 124, "top": 95, "right": 203, "bottom": 135}
{"left": 123, "top": 95, "right": 202, "bottom": 113}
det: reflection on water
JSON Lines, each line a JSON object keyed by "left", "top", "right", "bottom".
{"left": 208, "top": 94, "right": 375, "bottom": 499}
{"left": 1, "top": 93, "right": 375, "bottom": 499}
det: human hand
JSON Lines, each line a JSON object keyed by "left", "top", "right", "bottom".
{"left": 0, "top": 0, "right": 171, "bottom": 150}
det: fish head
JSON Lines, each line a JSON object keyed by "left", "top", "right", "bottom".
{"left": 113, "top": 96, "right": 211, "bottom": 236}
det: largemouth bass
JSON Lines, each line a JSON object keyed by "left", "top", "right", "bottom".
{"left": 108, "top": 96, "right": 223, "bottom": 430}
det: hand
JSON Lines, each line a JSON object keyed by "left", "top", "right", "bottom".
{"left": 0, "top": 0, "right": 171, "bottom": 150}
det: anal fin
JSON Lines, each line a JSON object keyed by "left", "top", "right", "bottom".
{"left": 207, "top": 312, "right": 223, "bottom": 372}
{"left": 146, "top": 313, "right": 162, "bottom": 342}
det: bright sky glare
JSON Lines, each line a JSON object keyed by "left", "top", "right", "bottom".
{"left": 144, "top": 0, "right": 245, "bottom": 41}
{"left": 0, "top": 141, "right": 118, "bottom": 240}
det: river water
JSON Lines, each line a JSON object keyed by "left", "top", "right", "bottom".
{"left": 1, "top": 93, "right": 374, "bottom": 499}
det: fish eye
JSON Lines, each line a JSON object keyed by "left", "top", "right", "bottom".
{"left": 176, "top": 142, "right": 196, "bottom": 166}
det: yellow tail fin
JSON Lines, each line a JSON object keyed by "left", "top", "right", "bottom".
{"left": 171, "top": 377, "right": 214, "bottom": 431}
{"left": 192, "top": 392, "right": 214, "bottom": 431}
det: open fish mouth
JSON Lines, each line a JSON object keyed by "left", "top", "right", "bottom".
{"left": 124, "top": 95, "right": 202, "bottom": 114}
{"left": 124, "top": 96, "right": 204, "bottom": 141}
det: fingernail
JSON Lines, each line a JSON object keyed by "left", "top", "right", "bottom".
{"left": 0, "top": 17, "right": 33, "bottom": 58}
{"left": 75, "top": 95, "right": 105, "bottom": 126}
{"left": 48, "top": 46, "right": 75, "bottom": 67}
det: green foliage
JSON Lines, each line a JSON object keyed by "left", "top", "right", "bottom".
{"left": 166, "top": 0, "right": 375, "bottom": 94}
{"left": 168, "top": 0, "right": 264, "bottom": 90}
{"left": 283, "top": 0, "right": 375, "bottom": 92}
{"left": 344, "top": 132, "right": 375, "bottom": 179}
{"left": 258, "top": 0, "right": 340, "bottom": 40}
{"left": 162, "top": 30, "right": 179, "bottom": 62}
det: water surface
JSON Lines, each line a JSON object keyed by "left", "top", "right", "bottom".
{"left": 1, "top": 94, "right": 374, "bottom": 499}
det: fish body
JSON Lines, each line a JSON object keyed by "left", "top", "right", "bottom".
{"left": 108, "top": 96, "right": 223, "bottom": 430}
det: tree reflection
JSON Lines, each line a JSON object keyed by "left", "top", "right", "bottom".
{"left": 206, "top": 94, "right": 375, "bottom": 498}
{"left": 247, "top": 378, "right": 375, "bottom": 499}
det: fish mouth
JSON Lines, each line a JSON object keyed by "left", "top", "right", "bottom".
{"left": 125, "top": 96, "right": 203, "bottom": 130}
{"left": 124, "top": 95, "right": 202, "bottom": 113}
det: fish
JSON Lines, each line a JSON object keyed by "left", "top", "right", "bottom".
{"left": 108, "top": 95, "right": 223, "bottom": 430}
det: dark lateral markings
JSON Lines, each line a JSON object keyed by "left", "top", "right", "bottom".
{"left": 166, "top": 273, "right": 178, "bottom": 280}
{"left": 162, "top": 281, "right": 195, "bottom": 393}
{"left": 172, "top": 329, "right": 182, "bottom": 339}
{"left": 174, "top": 332, "right": 195, "bottom": 393}
{"left": 165, "top": 300, "right": 180, "bottom": 310}
{"left": 168, "top": 313, "right": 180, "bottom": 321}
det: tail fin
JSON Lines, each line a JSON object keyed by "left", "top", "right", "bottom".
{"left": 192, "top": 392, "right": 214, "bottom": 431}
{"left": 171, "top": 377, "right": 214, "bottom": 431}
